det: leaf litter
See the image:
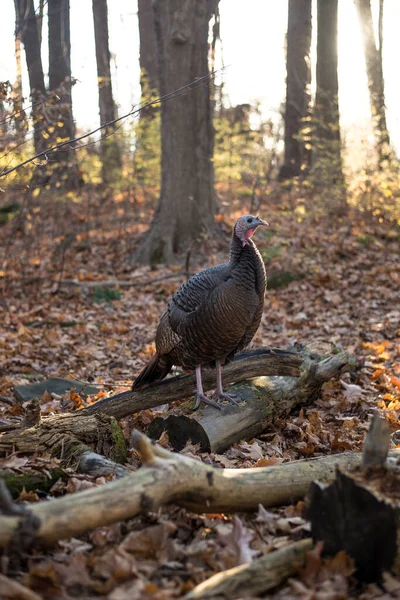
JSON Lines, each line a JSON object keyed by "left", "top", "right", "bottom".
{"left": 0, "top": 189, "right": 399, "bottom": 598}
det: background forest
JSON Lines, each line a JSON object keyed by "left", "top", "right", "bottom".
{"left": 0, "top": 1, "right": 400, "bottom": 599}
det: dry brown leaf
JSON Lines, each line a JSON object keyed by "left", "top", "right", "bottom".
{"left": 120, "top": 521, "right": 177, "bottom": 560}
{"left": 217, "top": 515, "right": 258, "bottom": 565}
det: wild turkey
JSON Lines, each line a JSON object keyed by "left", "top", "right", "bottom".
{"left": 132, "top": 214, "right": 268, "bottom": 409}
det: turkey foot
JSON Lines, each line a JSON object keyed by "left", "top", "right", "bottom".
{"left": 194, "top": 392, "right": 221, "bottom": 410}
{"left": 195, "top": 365, "right": 221, "bottom": 410}
{"left": 216, "top": 391, "right": 240, "bottom": 406}
{"left": 216, "top": 361, "right": 241, "bottom": 406}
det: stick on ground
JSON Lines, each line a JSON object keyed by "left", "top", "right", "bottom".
{"left": 185, "top": 538, "right": 313, "bottom": 600}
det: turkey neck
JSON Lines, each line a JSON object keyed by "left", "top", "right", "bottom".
{"left": 229, "top": 231, "right": 266, "bottom": 291}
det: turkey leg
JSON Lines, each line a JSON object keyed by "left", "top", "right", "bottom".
{"left": 216, "top": 360, "right": 240, "bottom": 405}
{"left": 195, "top": 365, "right": 221, "bottom": 410}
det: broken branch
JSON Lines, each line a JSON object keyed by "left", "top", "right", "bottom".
{"left": 185, "top": 538, "right": 313, "bottom": 599}
{"left": 83, "top": 348, "right": 304, "bottom": 420}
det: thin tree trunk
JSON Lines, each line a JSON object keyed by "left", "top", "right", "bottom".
{"left": 134, "top": 0, "right": 218, "bottom": 265}
{"left": 313, "top": 0, "right": 343, "bottom": 187}
{"left": 279, "top": 0, "right": 312, "bottom": 180}
{"left": 137, "top": 0, "right": 159, "bottom": 95}
{"left": 45, "top": 0, "right": 81, "bottom": 189}
{"left": 14, "top": 0, "right": 46, "bottom": 154}
{"left": 92, "top": 0, "right": 122, "bottom": 184}
{"left": 354, "top": 0, "right": 392, "bottom": 166}
{"left": 37, "top": 0, "right": 44, "bottom": 47}
{"left": 13, "top": 14, "right": 25, "bottom": 135}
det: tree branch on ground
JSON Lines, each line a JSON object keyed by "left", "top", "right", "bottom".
{"left": 0, "top": 430, "right": 395, "bottom": 549}
{"left": 185, "top": 538, "right": 313, "bottom": 600}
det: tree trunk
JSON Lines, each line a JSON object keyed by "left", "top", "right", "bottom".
{"left": 134, "top": 0, "right": 218, "bottom": 265}
{"left": 137, "top": 0, "right": 159, "bottom": 95}
{"left": 14, "top": 0, "right": 46, "bottom": 154}
{"left": 279, "top": 0, "right": 312, "bottom": 180}
{"left": 92, "top": 0, "right": 122, "bottom": 184}
{"left": 12, "top": 9, "right": 26, "bottom": 136}
{"left": 306, "top": 417, "right": 398, "bottom": 582}
{"left": 354, "top": 0, "right": 392, "bottom": 166}
{"left": 45, "top": 0, "right": 81, "bottom": 189}
{"left": 313, "top": 0, "right": 343, "bottom": 186}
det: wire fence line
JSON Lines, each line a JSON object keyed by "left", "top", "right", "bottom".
{"left": 0, "top": 71, "right": 222, "bottom": 179}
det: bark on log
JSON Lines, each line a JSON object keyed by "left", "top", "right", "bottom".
{"left": 147, "top": 352, "right": 348, "bottom": 452}
{"left": 185, "top": 538, "right": 313, "bottom": 600}
{"left": 0, "top": 413, "right": 127, "bottom": 464}
{"left": 306, "top": 415, "right": 398, "bottom": 582}
{"left": 0, "top": 469, "right": 66, "bottom": 498}
{"left": 83, "top": 348, "right": 303, "bottom": 420}
{"left": 0, "top": 430, "right": 398, "bottom": 549}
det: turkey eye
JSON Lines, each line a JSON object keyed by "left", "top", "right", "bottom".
{"left": 246, "top": 217, "right": 252, "bottom": 223}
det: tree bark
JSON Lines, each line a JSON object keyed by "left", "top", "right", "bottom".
{"left": 147, "top": 352, "right": 348, "bottom": 453}
{"left": 313, "top": 0, "right": 343, "bottom": 186}
{"left": 44, "top": 0, "right": 81, "bottom": 189}
{"left": 185, "top": 539, "right": 313, "bottom": 600}
{"left": 354, "top": 0, "right": 392, "bottom": 166}
{"left": 0, "top": 413, "right": 127, "bottom": 464}
{"left": 92, "top": 0, "right": 122, "bottom": 184}
{"left": 14, "top": 0, "right": 46, "bottom": 154}
{"left": 306, "top": 416, "right": 398, "bottom": 582}
{"left": 137, "top": 0, "right": 159, "bottom": 95}
{"left": 134, "top": 0, "right": 218, "bottom": 264}
{"left": 0, "top": 430, "right": 389, "bottom": 549}
{"left": 279, "top": 0, "right": 312, "bottom": 180}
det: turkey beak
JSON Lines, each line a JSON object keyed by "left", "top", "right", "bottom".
{"left": 255, "top": 217, "right": 269, "bottom": 227}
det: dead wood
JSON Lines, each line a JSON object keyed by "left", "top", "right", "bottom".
{"left": 0, "top": 413, "right": 127, "bottom": 464}
{"left": 3, "top": 349, "right": 300, "bottom": 463}
{"left": 0, "top": 430, "right": 397, "bottom": 549}
{"left": 185, "top": 538, "right": 313, "bottom": 599}
{"left": 77, "top": 451, "right": 131, "bottom": 478}
{"left": 147, "top": 352, "right": 348, "bottom": 452}
{"left": 83, "top": 348, "right": 304, "bottom": 420}
{"left": 0, "top": 468, "right": 66, "bottom": 498}
{"left": 306, "top": 415, "right": 400, "bottom": 582}
{"left": 0, "top": 574, "right": 41, "bottom": 600}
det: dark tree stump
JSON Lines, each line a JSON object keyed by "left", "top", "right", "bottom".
{"left": 307, "top": 467, "right": 400, "bottom": 582}
{"left": 306, "top": 415, "right": 397, "bottom": 582}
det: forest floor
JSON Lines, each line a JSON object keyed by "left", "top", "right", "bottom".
{"left": 0, "top": 184, "right": 400, "bottom": 599}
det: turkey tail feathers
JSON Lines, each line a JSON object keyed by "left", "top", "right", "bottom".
{"left": 132, "top": 354, "right": 172, "bottom": 390}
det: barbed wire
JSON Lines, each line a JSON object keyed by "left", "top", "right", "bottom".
{"left": 0, "top": 71, "right": 222, "bottom": 179}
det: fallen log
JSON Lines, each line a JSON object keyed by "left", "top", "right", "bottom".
{"left": 147, "top": 352, "right": 348, "bottom": 452}
{"left": 0, "top": 412, "right": 127, "bottom": 464}
{"left": 306, "top": 415, "right": 398, "bottom": 582}
{"left": 0, "top": 430, "right": 398, "bottom": 548}
{"left": 0, "top": 468, "right": 67, "bottom": 498}
{"left": 82, "top": 348, "right": 303, "bottom": 420}
{"left": 2, "top": 349, "right": 300, "bottom": 462}
{"left": 185, "top": 538, "right": 313, "bottom": 600}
